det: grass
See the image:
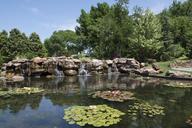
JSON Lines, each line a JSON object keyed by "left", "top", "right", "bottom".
{"left": 148, "top": 56, "right": 190, "bottom": 76}
{"left": 153, "top": 61, "right": 172, "bottom": 76}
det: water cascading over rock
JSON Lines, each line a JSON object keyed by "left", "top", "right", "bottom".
{"left": 1, "top": 57, "right": 156, "bottom": 81}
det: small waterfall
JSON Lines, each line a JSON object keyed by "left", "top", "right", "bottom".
{"left": 108, "top": 66, "right": 112, "bottom": 74}
{"left": 79, "top": 63, "right": 88, "bottom": 76}
{"left": 107, "top": 66, "right": 112, "bottom": 80}
{"left": 112, "top": 63, "right": 119, "bottom": 73}
{"left": 55, "top": 65, "right": 64, "bottom": 77}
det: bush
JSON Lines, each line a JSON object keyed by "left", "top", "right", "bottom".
{"left": 0, "top": 54, "right": 4, "bottom": 66}
{"left": 160, "top": 44, "right": 185, "bottom": 61}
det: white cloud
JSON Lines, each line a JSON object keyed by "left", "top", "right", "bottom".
{"left": 41, "top": 22, "right": 77, "bottom": 31}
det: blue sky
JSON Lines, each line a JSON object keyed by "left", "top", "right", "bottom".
{"left": 0, "top": 0, "right": 183, "bottom": 41}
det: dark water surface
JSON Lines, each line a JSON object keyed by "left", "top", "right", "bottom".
{"left": 0, "top": 74, "right": 192, "bottom": 128}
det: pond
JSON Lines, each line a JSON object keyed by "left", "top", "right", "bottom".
{"left": 0, "top": 74, "right": 192, "bottom": 128}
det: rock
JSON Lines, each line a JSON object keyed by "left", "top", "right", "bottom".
{"left": 13, "top": 63, "right": 21, "bottom": 67}
{"left": 0, "top": 77, "right": 6, "bottom": 81}
{"left": 166, "top": 70, "right": 191, "bottom": 78}
{"left": 64, "top": 70, "right": 78, "bottom": 76}
{"left": 92, "top": 59, "right": 103, "bottom": 67}
{"left": 12, "top": 59, "right": 28, "bottom": 63}
{"left": 46, "top": 75, "right": 54, "bottom": 78}
{"left": 119, "top": 66, "right": 131, "bottom": 74}
{"left": 105, "top": 60, "right": 113, "bottom": 65}
{"left": 0, "top": 77, "right": 6, "bottom": 85}
{"left": 12, "top": 76, "right": 24, "bottom": 82}
{"left": 72, "top": 59, "right": 81, "bottom": 64}
{"left": 113, "top": 58, "right": 127, "bottom": 64}
{"left": 139, "top": 68, "right": 159, "bottom": 75}
{"left": 0, "top": 71, "right": 6, "bottom": 77}
{"left": 152, "top": 63, "right": 160, "bottom": 71}
{"left": 140, "top": 63, "right": 145, "bottom": 68}
{"left": 95, "top": 66, "right": 103, "bottom": 71}
{"left": 33, "top": 57, "right": 47, "bottom": 64}
{"left": 6, "top": 72, "right": 15, "bottom": 79}
{"left": 127, "top": 58, "right": 140, "bottom": 69}
{"left": 63, "top": 60, "right": 78, "bottom": 70}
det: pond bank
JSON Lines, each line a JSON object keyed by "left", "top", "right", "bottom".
{"left": 1, "top": 56, "right": 192, "bottom": 82}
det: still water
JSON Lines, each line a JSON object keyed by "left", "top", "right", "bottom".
{"left": 0, "top": 74, "right": 192, "bottom": 128}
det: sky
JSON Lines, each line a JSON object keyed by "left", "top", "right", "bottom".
{"left": 0, "top": 0, "right": 183, "bottom": 41}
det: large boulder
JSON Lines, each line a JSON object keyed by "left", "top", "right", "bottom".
{"left": 166, "top": 70, "right": 191, "bottom": 78}
{"left": 127, "top": 58, "right": 140, "bottom": 69}
{"left": 12, "top": 75, "right": 24, "bottom": 82}
{"left": 152, "top": 63, "right": 160, "bottom": 71}
{"left": 63, "top": 59, "right": 78, "bottom": 70}
{"left": 113, "top": 58, "right": 127, "bottom": 64}
{"left": 64, "top": 70, "right": 78, "bottom": 76}
{"left": 136, "top": 68, "right": 159, "bottom": 75}
{"left": 33, "top": 57, "right": 47, "bottom": 64}
{"left": 105, "top": 60, "right": 113, "bottom": 65}
{"left": 92, "top": 59, "right": 103, "bottom": 67}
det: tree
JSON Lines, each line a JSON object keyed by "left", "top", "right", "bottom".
{"left": 129, "top": 9, "right": 163, "bottom": 61}
{"left": 44, "top": 30, "right": 81, "bottom": 56}
{"left": 76, "top": 1, "right": 133, "bottom": 58}
{"left": 28, "top": 32, "right": 47, "bottom": 57}
{"left": 0, "top": 28, "right": 47, "bottom": 62}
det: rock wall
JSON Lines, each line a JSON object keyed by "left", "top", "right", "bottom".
{"left": 0, "top": 57, "right": 144, "bottom": 78}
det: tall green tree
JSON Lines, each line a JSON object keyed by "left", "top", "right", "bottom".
{"left": 28, "top": 32, "right": 47, "bottom": 57}
{"left": 129, "top": 9, "right": 163, "bottom": 61}
{"left": 44, "top": 30, "right": 81, "bottom": 56}
{"left": 76, "top": 0, "right": 133, "bottom": 58}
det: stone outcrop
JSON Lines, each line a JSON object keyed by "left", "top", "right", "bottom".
{"left": 166, "top": 70, "right": 191, "bottom": 78}
{"left": 2, "top": 56, "right": 192, "bottom": 80}
{"left": 1, "top": 56, "right": 162, "bottom": 79}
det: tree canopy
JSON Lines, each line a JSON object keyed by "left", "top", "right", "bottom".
{"left": 1, "top": 0, "right": 192, "bottom": 64}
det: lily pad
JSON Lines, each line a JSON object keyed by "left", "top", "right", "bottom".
{"left": 90, "top": 90, "right": 135, "bottom": 102}
{"left": 127, "top": 101, "right": 165, "bottom": 120}
{"left": 0, "top": 87, "right": 44, "bottom": 98}
{"left": 63, "top": 105, "right": 125, "bottom": 127}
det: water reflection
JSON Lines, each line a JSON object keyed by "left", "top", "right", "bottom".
{"left": 0, "top": 75, "right": 192, "bottom": 128}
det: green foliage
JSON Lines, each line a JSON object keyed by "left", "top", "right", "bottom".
{"left": 91, "top": 90, "right": 135, "bottom": 102}
{"left": 130, "top": 9, "right": 163, "bottom": 61}
{"left": 0, "top": 87, "right": 44, "bottom": 98}
{"left": 44, "top": 30, "right": 82, "bottom": 56}
{"left": 0, "top": 29, "right": 47, "bottom": 63}
{"left": 63, "top": 105, "right": 125, "bottom": 127}
{"left": 0, "top": 53, "right": 4, "bottom": 66}
{"left": 160, "top": 44, "right": 185, "bottom": 61}
{"left": 128, "top": 101, "right": 165, "bottom": 120}
{"left": 1, "top": 0, "right": 192, "bottom": 61}
{"left": 159, "top": 0, "right": 192, "bottom": 59}
{"left": 76, "top": 2, "right": 133, "bottom": 58}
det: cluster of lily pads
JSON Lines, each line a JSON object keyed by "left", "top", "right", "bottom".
{"left": 91, "top": 90, "right": 135, "bottom": 102}
{"left": 127, "top": 101, "right": 165, "bottom": 120}
{"left": 186, "top": 116, "right": 192, "bottom": 125}
{"left": 0, "top": 87, "right": 44, "bottom": 98}
{"left": 63, "top": 105, "right": 125, "bottom": 127}
{"left": 165, "top": 82, "right": 192, "bottom": 88}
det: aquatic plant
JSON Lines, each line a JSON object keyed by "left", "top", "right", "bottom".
{"left": 165, "top": 82, "right": 192, "bottom": 88}
{"left": 0, "top": 87, "right": 44, "bottom": 98}
{"left": 91, "top": 90, "right": 135, "bottom": 102}
{"left": 186, "top": 116, "right": 192, "bottom": 125}
{"left": 128, "top": 101, "right": 165, "bottom": 120}
{"left": 63, "top": 105, "right": 125, "bottom": 127}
